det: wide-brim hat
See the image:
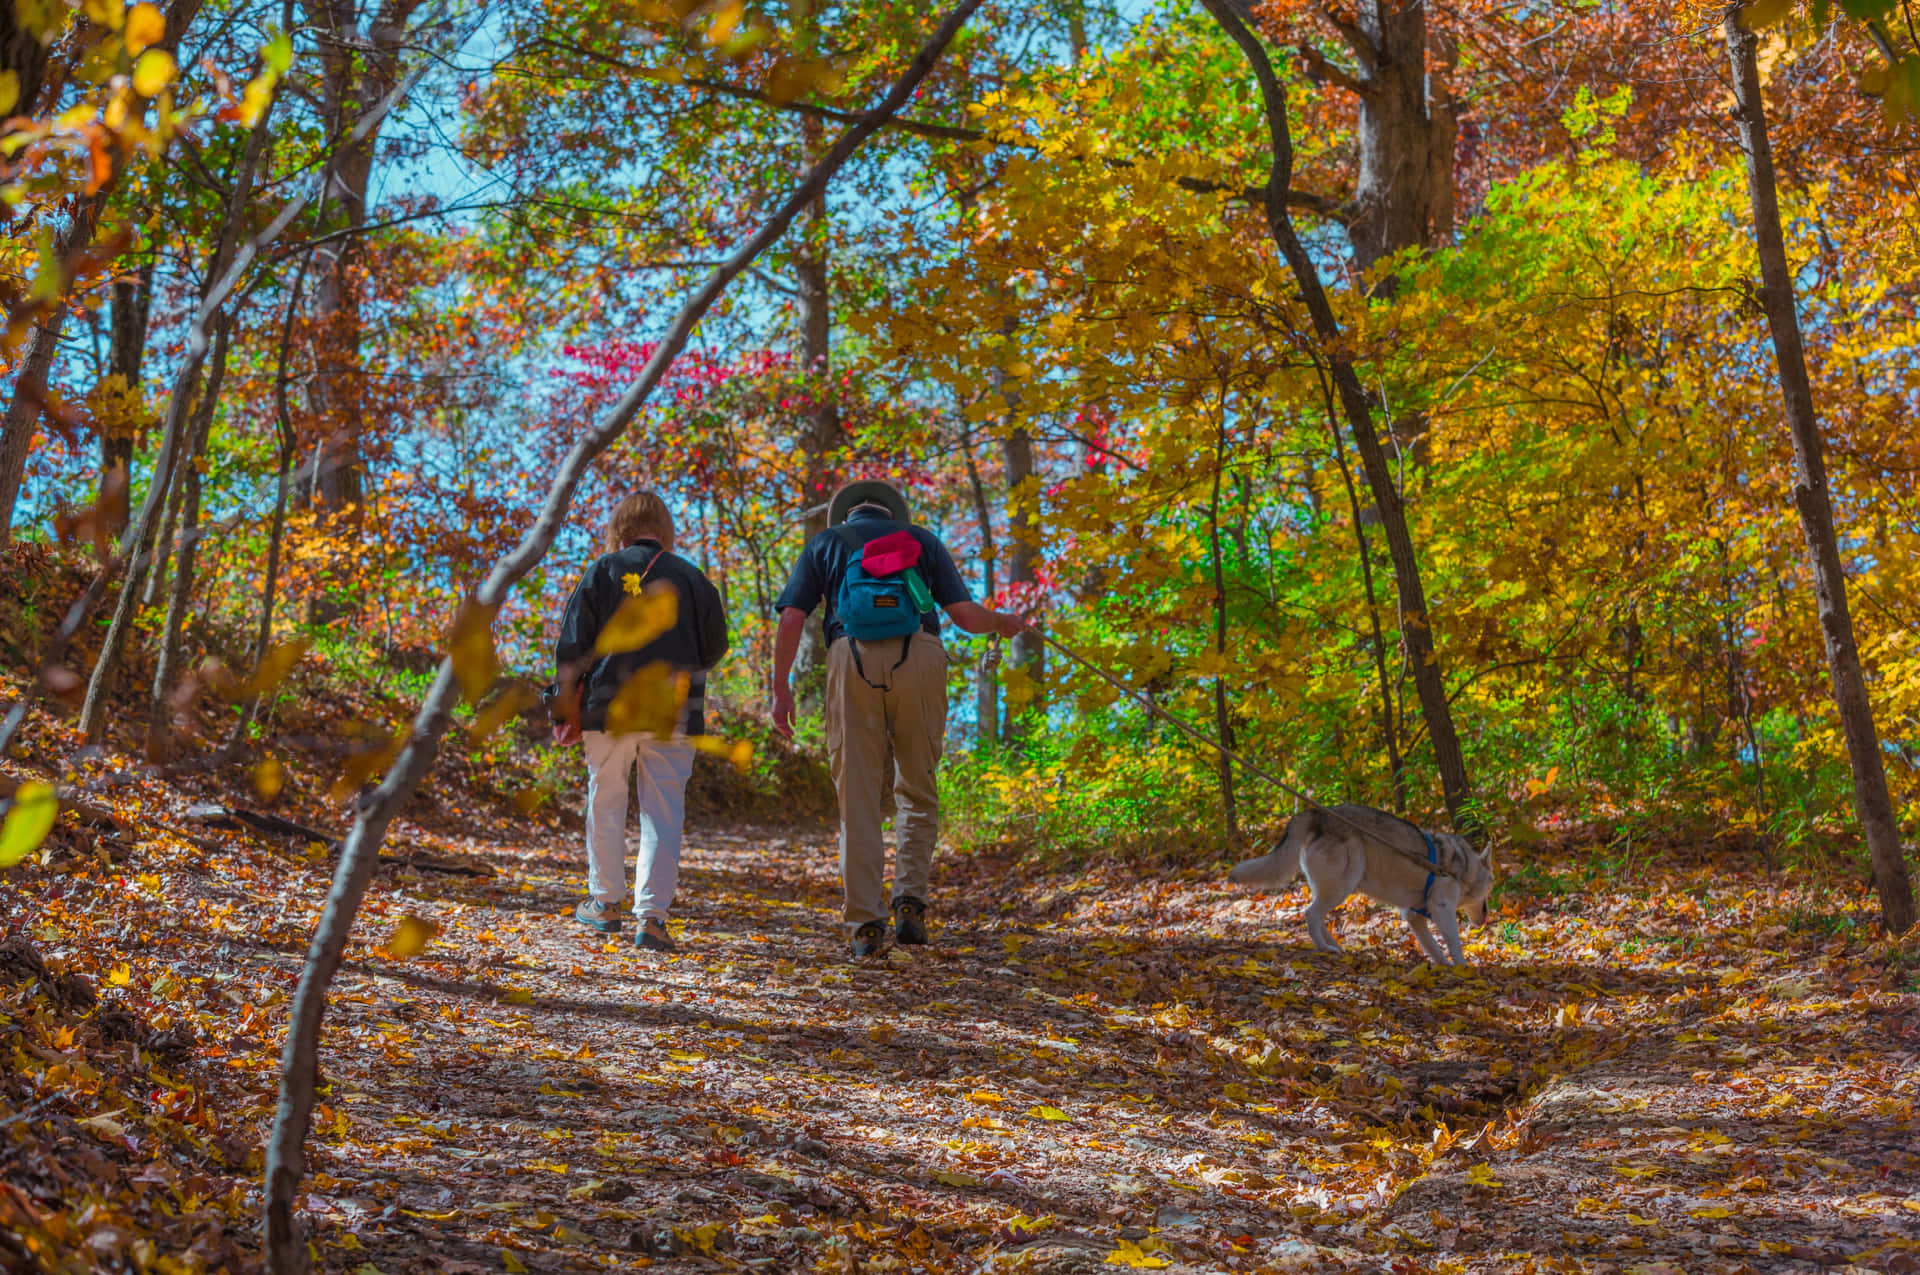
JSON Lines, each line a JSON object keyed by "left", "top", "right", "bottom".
{"left": 828, "top": 480, "right": 909, "bottom": 526}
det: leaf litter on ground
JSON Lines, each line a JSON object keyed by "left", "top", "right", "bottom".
{"left": 1, "top": 734, "right": 1917, "bottom": 1273}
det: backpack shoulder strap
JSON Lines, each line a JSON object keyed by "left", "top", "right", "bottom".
{"left": 830, "top": 523, "right": 866, "bottom": 553}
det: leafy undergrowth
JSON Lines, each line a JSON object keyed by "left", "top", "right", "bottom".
{"left": 3, "top": 748, "right": 1918, "bottom": 1273}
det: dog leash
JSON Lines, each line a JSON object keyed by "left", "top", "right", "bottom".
{"left": 1027, "top": 629, "right": 1464, "bottom": 880}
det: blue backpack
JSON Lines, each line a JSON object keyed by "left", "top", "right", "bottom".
{"left": 832, "top": 524, "right": 932, "bottom": 642}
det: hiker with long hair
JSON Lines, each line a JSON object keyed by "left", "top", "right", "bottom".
{"left": 551, "top": 491, "right": 728, "bottom": 952}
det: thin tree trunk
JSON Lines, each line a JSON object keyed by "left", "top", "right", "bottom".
{"left": 1322, "top": 366, "right": 1406, "bottom": 812}
{"left": 962, "top": 419, "right": 999, "bottom": 750}
{"left": 260, "top": 11, "right": 988, "bottom": 1267}
{"left": 306, "top": 0, "right": 421, "bottom": 519}
{"left": 1725, "top": 5, "right": 1913, "bottom": 933}
{"left": 0, "top": 297, "right": 74, "bottom": 542}
{"left": 792, "top": 110, "right": 837, "bottom": 705}
{"left": 228, "top": 226, "right": 322, "bottom": 759}
{"left": 1206, "top": 396, "right": 1238, "bottom": 842}
{"left": 998, "top": 350, "right": 1043, "bottom": 739}
{"left": 100, "top": 263, "right": 155, "bottom": 535}
{"left": 146, "top": 316, "right": 232, "bottom": 763}
{"left": 1202, "top": 0, "right": 1475, "bottom": 831}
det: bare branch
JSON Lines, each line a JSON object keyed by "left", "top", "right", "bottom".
{"left": 1297, "top": 39, "right": 1368, "bottom": 95}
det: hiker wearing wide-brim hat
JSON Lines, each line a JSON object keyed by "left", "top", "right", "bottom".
{"left": 772, "top": 479, "right": 1029, "bottom": 959}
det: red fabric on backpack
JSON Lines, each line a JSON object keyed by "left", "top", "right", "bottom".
{"left": 860, "top": 529, "right": 923, "bottom": 577}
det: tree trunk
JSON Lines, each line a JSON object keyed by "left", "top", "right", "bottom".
{"left": 1323, "top": 368, "right": 1406, "bottom": 812}
{"left": 100, "top": 264, "right": 155, "bottom": 536}
{"left": 146, "top": 316, "right": 231, "bottom": 763}
{"left": 258, "top": 13, "right": 985, "bottom": 1267}
{"left": 791, "top": 112, "right": 837, "bottom": 705}
{"left": 1345, "top": 1, "right": 1438, "bottom": 283}
{"left": 306, "top": 0, "right": 422, "bottom": 520}
{"left": 1203, "top": 0, "right": 1475, "bottom": 831}
{"left": 1207, "top": 399, "right": 1238, "bottom": 842}
{"left": 229, "top": 239, "right": 322, "bottom": 759}
{"left": 997, "top": 353, "right": 1043, "bottom": 739}
{"left": 0, "top": 298, "right": 74, "bottom": 542}
{"left": 1725, "top": 6, "right": 1914, "bottom": 934}
{"left": 962, "top": 421, "right": 999, "bottom": 750}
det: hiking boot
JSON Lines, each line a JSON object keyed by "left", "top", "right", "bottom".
{"left": 891, "top": 895, "right": 928, "bottom": 946}
{"left": 573, "top": 897, "right": 625, "bottom": 933}
{"left": 849, "top": 920, "right": 891, "bottom": 959}
{"left": 636, "top": 918, "right": 679, "bottom": 953}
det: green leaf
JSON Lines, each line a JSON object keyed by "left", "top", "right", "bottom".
{"left": 0, "top": 783, "right": 58, "bottom": 867}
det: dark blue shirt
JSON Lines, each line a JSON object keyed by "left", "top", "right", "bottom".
{"left": 775, "top": 508, "right": 971, "bottom": 644}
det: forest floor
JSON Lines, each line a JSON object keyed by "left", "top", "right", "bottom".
{"left": 6, "top": 721, "right": 1920, "bottom": 1275}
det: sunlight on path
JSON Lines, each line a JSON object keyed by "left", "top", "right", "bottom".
{"left": 286, "top": 825, "right": 1919, "bottom": 1273}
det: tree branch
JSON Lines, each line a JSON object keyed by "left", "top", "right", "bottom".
{"left": 1319, "top": 3, "right": 1379, "bottom": 73}
{"left": 1296, "top": 39, "right": 1367, "bottom": 95}
{"left": 523, "top": 36, "right": 1341, "bottom": 215}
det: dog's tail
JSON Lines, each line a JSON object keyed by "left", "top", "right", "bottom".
{"left": 1228, "top": 809, "right": 1316, "bottom": 889}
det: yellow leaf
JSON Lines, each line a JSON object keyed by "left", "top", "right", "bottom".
{"left": 1106, "top": 1239, "right": 1170, "bottom": 1269}
{"left": 501, "top": 1250, "right": 527, "bottom": 1274}
{"left": 124, "top": 2, "right": 164, "bottom": 53}
{"left": 1740, "top": 0, "right": 1794, "bottom": 28}
{"left": 240, "top": 638, "right": 311, "bottom": 699}
{"left": 253, "top": 759, "right": 285, "bottom": 801}
{"left": 0, "top": 782, "right": 57, "bottom": 867}
{"left": 967, "top": 1090, "right": 1005, "bottom": 1104}
{"left": 132, "top": 48, "right": 175, "bottom": 95}
{"left": 503, "top": 988, "right": 533, "bottom": 1005}
{"left": 1689, "top": 1206, "right": 1734, "bottom": 1219}
{"left": 389, "top": 916, "right": 436, "bottom": 959}
{"left": 0, "top": 71, "right": 19, "bottom": 116}
{"left": 1026, "top": 1105, "right": 1071, "bottom": 1122}
{"left": 1626, "top": 1213, "right": 1660, "bottom": 1227}
{"left": 593, "top": 585, "right": 678, "bottom": 655}
{"left": 106, "top": 962, "right": 132, "bottom": 987}
{"left": 932, "top": 1169, "right": 982, "bottom": 1187}
{"left": 237, "top": 72, "right": 276, "bottom": 127}
{"left": 1615, "top": 1165, "right": 1663, "bottom": 1179}
{"left": 693, "top": 733, "right": 754, "bottom": 772}
{"left": 706, "top": 0, "right": 743, "bottom": 45}
{"left": 602, "top": 662, "right": 687, "bottom": 738}
{"left": 448, "top": 597, "right": 500, "bottom": 702}
{"left": 1466, "top": 1163, "right": 1501, "bottom": 1188}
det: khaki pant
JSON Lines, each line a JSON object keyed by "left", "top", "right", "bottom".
{"left": 825, "top": 631, "right": 947, "bottom": 933}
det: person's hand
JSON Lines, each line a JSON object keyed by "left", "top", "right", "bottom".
{"left": 772, "top": 687, "right": 796, "bottom": 741}
{"left": 552, "top": 720, "right": 582, "bottom": 747}
{"left": 996, "top": 610, "right": 1032, "bottom": 638}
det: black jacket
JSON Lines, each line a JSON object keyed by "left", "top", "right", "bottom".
{"left": 554, "top": 539, "right": 729, "bottom": 735}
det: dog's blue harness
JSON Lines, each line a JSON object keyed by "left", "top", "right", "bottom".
{"left": 1412, "top": 829, "right": 1440, "bottom": 919}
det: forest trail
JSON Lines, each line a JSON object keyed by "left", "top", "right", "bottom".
{"left": 8, "top": 777, "right": 1917, "bottom": 1273}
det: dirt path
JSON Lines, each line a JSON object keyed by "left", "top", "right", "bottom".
{"left": 5, "top": 797, "right": 1918, "bottom": 1273}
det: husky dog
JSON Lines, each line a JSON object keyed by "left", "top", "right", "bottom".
{"left": 1228, "top": 804, "right": 1494, "bottom": 965}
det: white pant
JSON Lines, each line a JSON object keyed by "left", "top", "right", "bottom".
{"left": 583, "top": 732, "right": 696, "bottom": 923}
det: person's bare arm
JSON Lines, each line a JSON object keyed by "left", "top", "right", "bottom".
{"left": 944, "top": 599, "right": 1028, "bottom": 638}
{"left": 771, "top": 606, "right": 810, "bottom": 738}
